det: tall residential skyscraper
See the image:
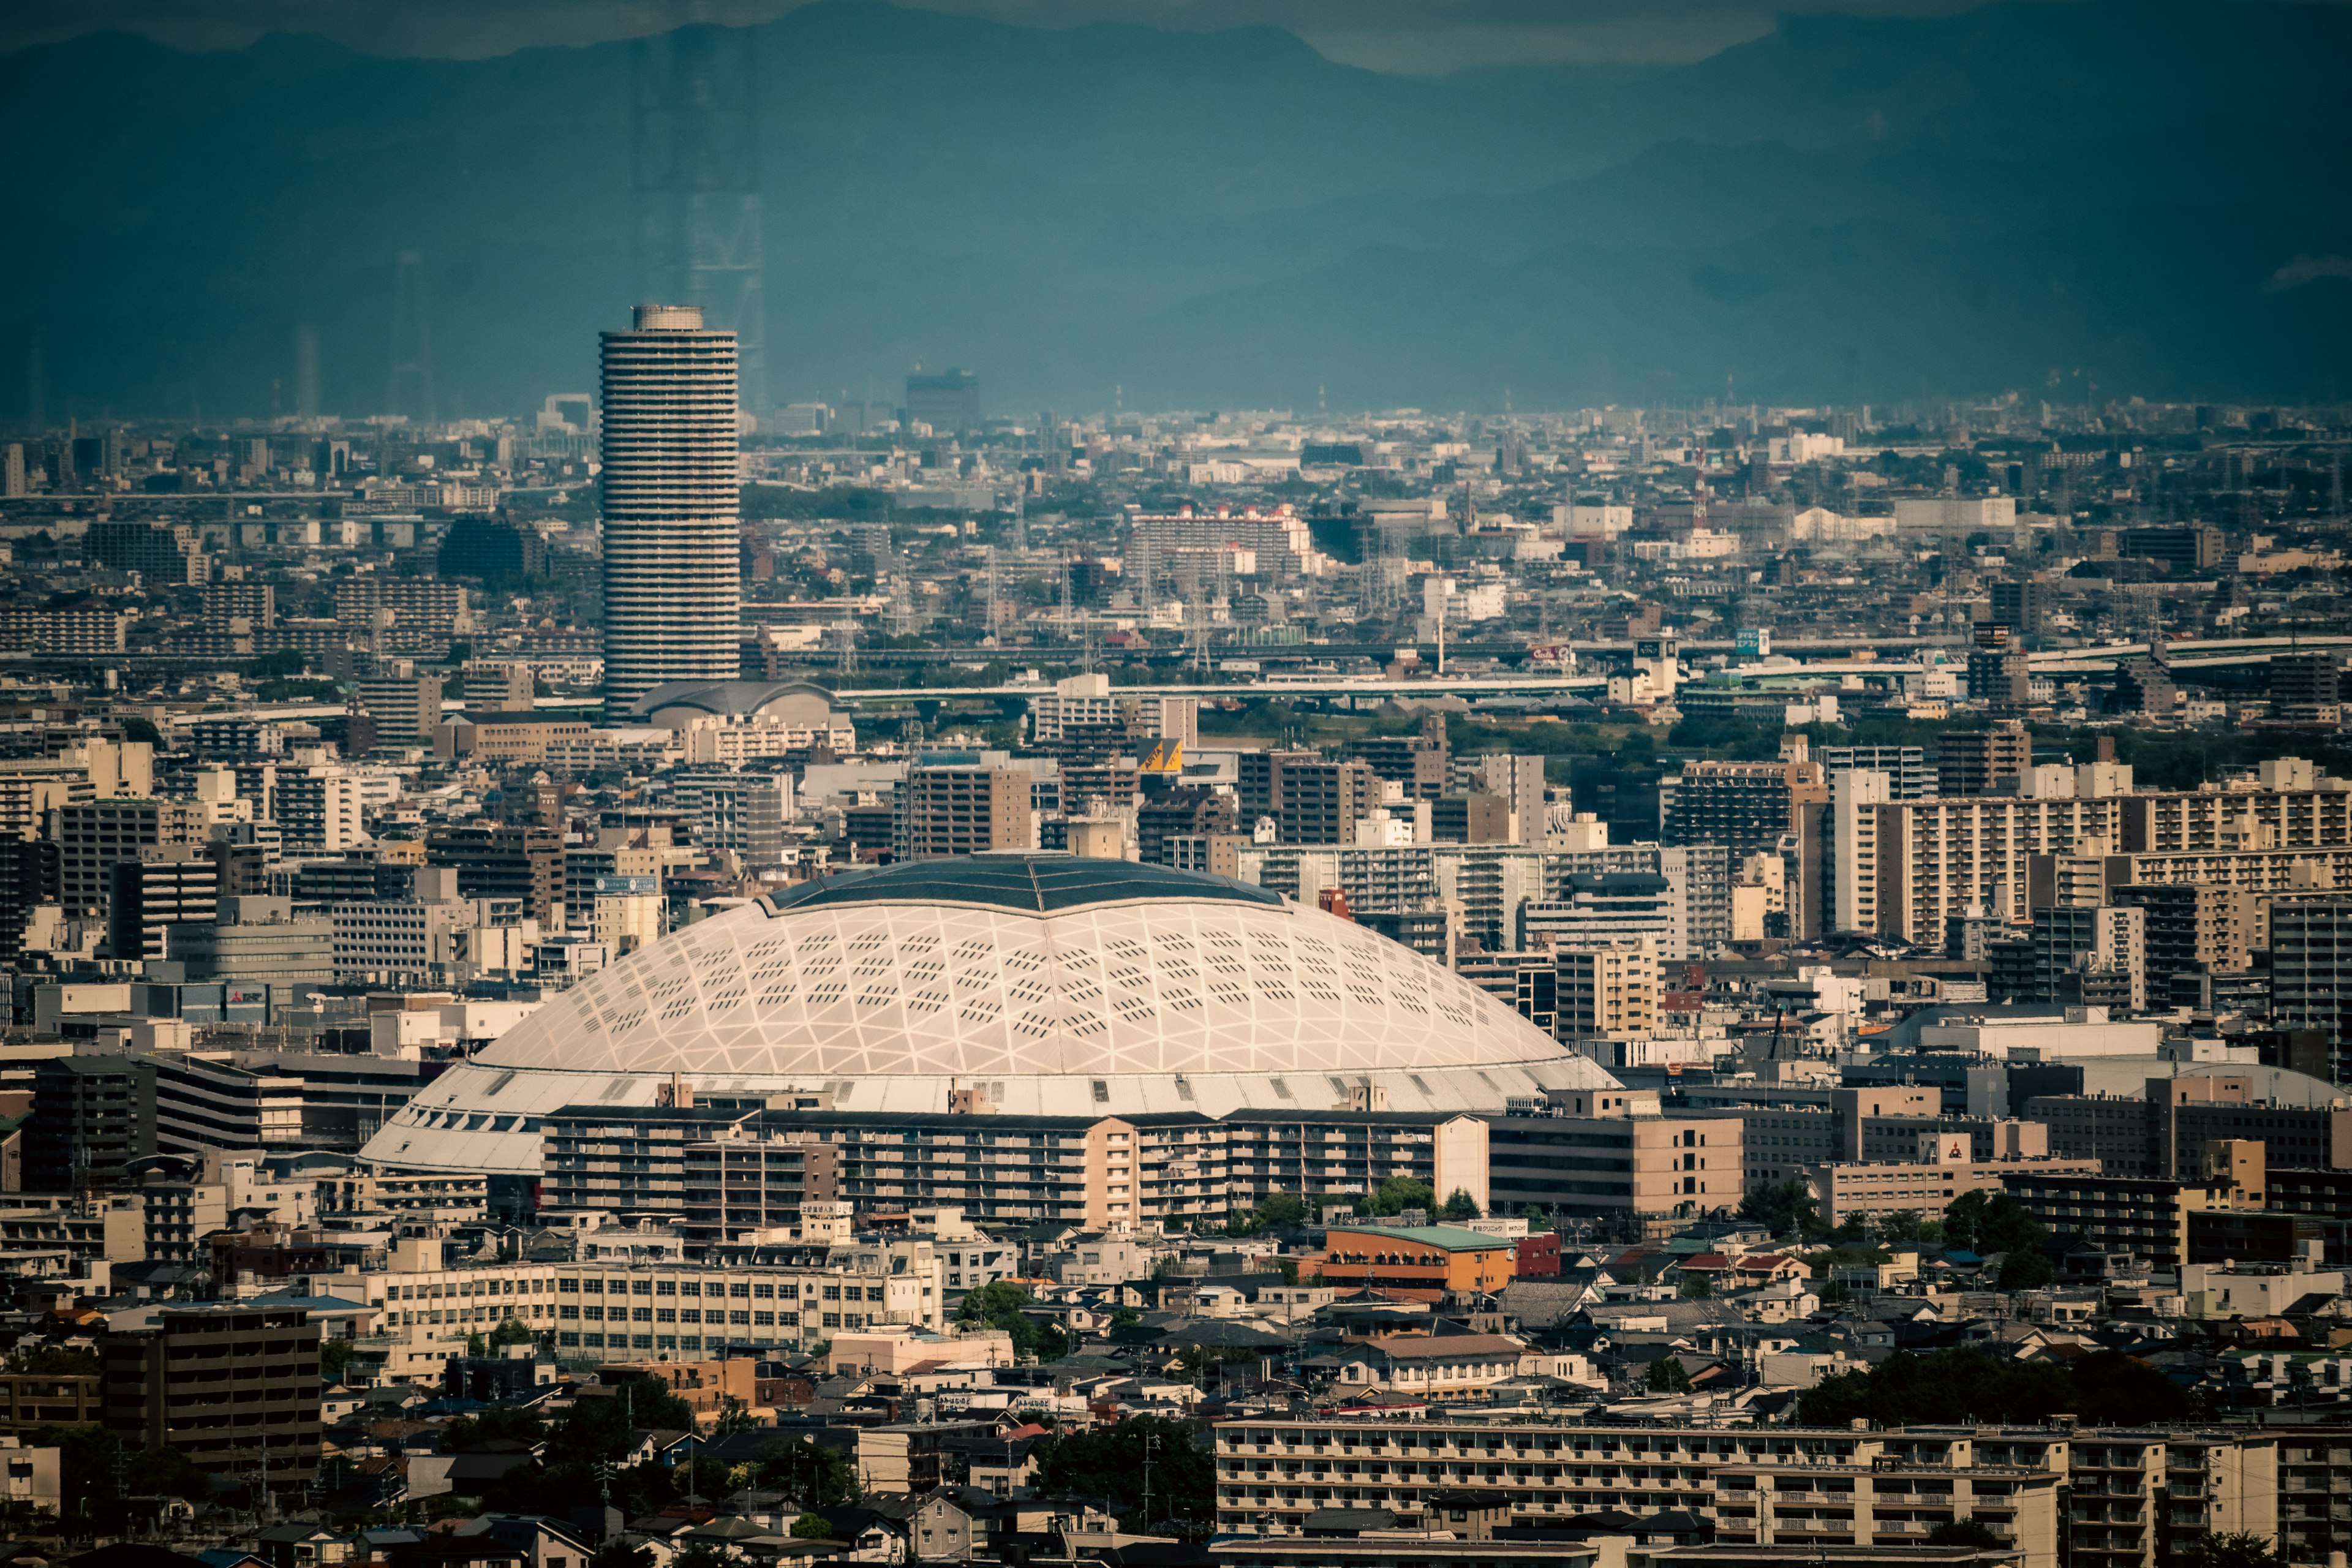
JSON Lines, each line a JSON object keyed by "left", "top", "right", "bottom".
{"left": 600, "top": 304, "right": 741, "bottom": 712}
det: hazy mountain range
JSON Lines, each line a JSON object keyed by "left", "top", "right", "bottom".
{"left": 4, "top": 0, "right": 2348, "bottom": 420}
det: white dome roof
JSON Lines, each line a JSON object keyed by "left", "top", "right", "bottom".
{"left": 488, "top": 858, "right": 1568, "bottom": 1080}
{"left": 364, "top": 856, "right": 1617, "bottom": 1175}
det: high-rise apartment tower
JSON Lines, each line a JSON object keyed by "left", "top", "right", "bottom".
{"left": 600, "top": 304, "right": 741, "bottom": 712}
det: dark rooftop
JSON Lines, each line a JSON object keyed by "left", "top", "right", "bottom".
{"left": 763, "top": 854, "right": 1282, "bottom": 917}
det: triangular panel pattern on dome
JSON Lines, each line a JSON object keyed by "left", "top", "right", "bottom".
{"left": 476, "top": 886, "right": 1575, "bottom": 1079}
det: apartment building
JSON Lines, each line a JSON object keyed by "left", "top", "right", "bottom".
{"left": 2272, "top": 899, "right": 2352, "bottom": 1080}
{"left": 1485, "top": 1109, "right": 1742, "bottom": 1227}
{"left": 2000, "top": 1167, "right": 2259, "bottom": 1272}
{"left": 2275, "top": 1428, "right": 2352, "bottom": 1563}
{"left": 543, "top": 1103, "right": 1490, "bottom": 1237}
{"left": 2109, "top": 883, "right": 2260, "bottom": 996}
{"left": 1210, "top": 1416, "right": 2270, "bottom": 1568}
{"left": 892, "top": 763, "right": 1032, "bottom": 859}
{"left": 336, "top": 1244, "right": 940, "bottom": 1383}
{"left": 103, "top": 1306, "right": 321, "bottom": 1483}
{"left": 1852, "top": 795, "right": 2125, "bottom": 943}
{"left": 2119, "top": 763, "right": 2352, "bottom": 851}
{"left": 1937, "top": 723, "right": 2033, "bottom": 797}
{"left": 53, "top": 799, "right": 216, "bottom": 917}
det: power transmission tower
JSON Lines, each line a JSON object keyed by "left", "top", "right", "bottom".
{"left": 632, "top": 18, "right": 768, "bottom": 418}
{"left": 385, "top": 251, "right": 434, "bottom": 423}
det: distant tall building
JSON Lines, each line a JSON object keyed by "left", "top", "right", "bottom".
{"left": 905, "top": 369, "right": 979, "bottom": 435}
{"left": 600, "top": 305, "right": 741, "bottom": 712}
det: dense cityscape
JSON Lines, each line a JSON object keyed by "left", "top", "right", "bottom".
{"left": 7, "top": 6, "right": 2352, "bottom": 1568}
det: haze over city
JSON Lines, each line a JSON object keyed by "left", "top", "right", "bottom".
{"left": 2, "top": 6, "right": 2351, "bottom": 1568}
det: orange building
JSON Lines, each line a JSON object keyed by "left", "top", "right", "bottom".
{"left": 1317, "top": 1224, "right": 1517, "bottom": 1301}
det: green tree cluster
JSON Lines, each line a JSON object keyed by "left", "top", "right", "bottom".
{"left": 1031, "top": 1414, "right": 1213, "bottom": 1539}
{"left": 1227, "top": 1193, "right": 1308, "bottom": 1235}
{"left": 441, "top": 1406, "right": 548, "bottom": 1453}
{"left": 1736, "top": 1178, "right": 1822, "bottom": 1241}
{"left": 1795, "top": 1347, "right": 2188, "bottom": 1428}
{"left": 957, "top": 1281, "right": 1071, "bottom": 1361}
{"left": 1365, "top": 1175, "right": 1435, "bottom": 1217}
{"left": 1942, "top": 1191, "right": 2055, "bottom": 1286}
{"left": 36, "top": 1425, "right": 211, "bottom": 1535}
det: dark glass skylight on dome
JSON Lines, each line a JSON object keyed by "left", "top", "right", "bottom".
{"left": 765, "top": 854, "right": 1283, "bottom": 916}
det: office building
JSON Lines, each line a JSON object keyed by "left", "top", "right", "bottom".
{"left": 2119, "top": 525, "right": 2225, "bottom": 572}
{"left": 600, "top": 304, "right": 742, "bottom": 710}
{"left": 905, "top": 369, "right": 980, "bottom": 434}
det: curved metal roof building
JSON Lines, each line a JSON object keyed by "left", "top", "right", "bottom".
{"left": 361, "top": 855, "right": 1618, "bottom": 1177}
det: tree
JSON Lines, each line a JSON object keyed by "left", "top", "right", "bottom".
{"left": 791, "top": 1514, "right": 834, "bottom": 1540}
{"left": 671, "top": 1543, "right": 735, "bottom": 1568}
{"left": 320, "top": 1338, "right": 358, "bottom": 1383}
{"left": 1997, "top": 1246, "right": 2056, "bottom": 1290}
{"left": 1875, "top": 1210, "right": 1943, "bottom": 1246}
{"left": 959, "top": 1281, "right": 1071, "bottom": 1361}
{"left": 752, "top": 1436, "right": 861, "bottom": 1508}
{"left": 1441, "top": 1188, "right": 1482, "bottom": 1222}
{"left": 2179, "top": 1533, "right": 2286, "bottom": 1568}
{"left": 1255, "top": 1194, "right": 1308, "bottom": 1231}
{"left": 545, "top": 1382, "right": 697, "bottom": 1467}
{"left": 442, "top": 1406, "right": 549, "bottom": 1452}
{"left": 1926, "top": 1518, "right": 2003, "bottom": 1548}
{"left": 1737, "top": 1178, "right": 1821, "bottom": 1241}
{"left": 713, "top": 1398, "right": 760, "bottom": 1435}
{"left": 1031, "top": 1414, "right": 1213, "bottom": 1538}
{"left": 1943, "top": 1189, "right": 2047, "bottom": 1258}
{"left": 487, "top": 1318, "right": 537, "bottom": 1349}
{"left": 1367, "top": 1176, "right": 1435, "bottom": 1218}
{"left": 1679, "top": 1274, "right": 1714, "bottom": 1299}
{"left": 1795, "top": 1347, "right": 2188, "bottom": 1428}
{"left": 592, "top": 1542, "right": 654, "bottom": 1568}
{"left": 37, "top": 1427, "right": 211, "bottom": 1536}
{"left": 1645, "top": 1356, "right": 1692, "bottom": 1392}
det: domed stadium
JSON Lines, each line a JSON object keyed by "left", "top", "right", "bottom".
{"left": 361, "top": 854, "right": 1619, "bottom": 1178}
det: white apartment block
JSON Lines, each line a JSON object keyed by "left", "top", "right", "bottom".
{"left": 336, "top": 1245, "right": 943, "bottom": 1382}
